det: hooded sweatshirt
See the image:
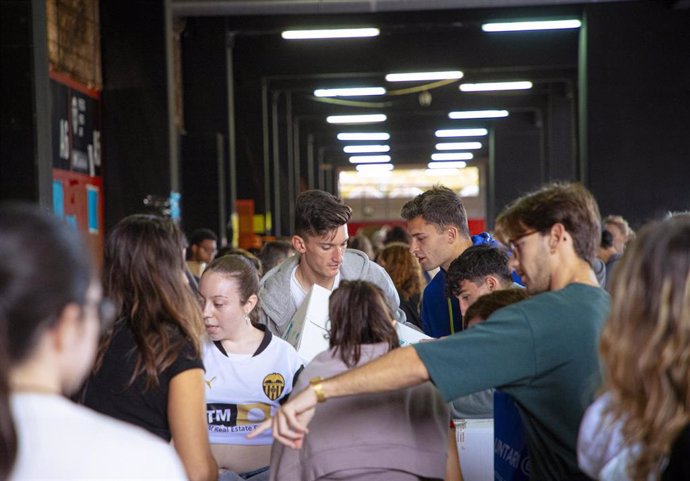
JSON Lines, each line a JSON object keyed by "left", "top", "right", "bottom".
{"left": 258, "top": 249, "right": 404, "bottom": 337}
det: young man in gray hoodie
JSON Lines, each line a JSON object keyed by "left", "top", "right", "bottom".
{"left": 258, "top": 190, "right": 403, "bottom": 337}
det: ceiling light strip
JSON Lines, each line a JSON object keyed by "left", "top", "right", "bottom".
{"left": 315, "top": 87, "right": 386, "bottom": 97}
{"left": 435, "top": 128, "right": 488, "bottom": 138}
{"left": 460, "top": 81, "right": 532, "bottom": 92}
{"left": 482, "top": 20, "right": 581, "bottom": 32}
{"left": 449, "top": 110, "right": 509, "bottom": 119}
{"left": 337, "top": 132, "right": 390, "bottom": 141}
{"left": 385, "top": 71, "right": 464, "bottom": 82}
{"left": 282, "top": 28, "right": 380, "bottom": 40}
{"left": 327, "top": 114, "right": 387, "bottom": 124}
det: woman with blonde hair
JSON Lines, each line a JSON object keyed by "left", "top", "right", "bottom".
{"left": 377, "top": 242, "right": 424, "bottom": 328}
{"left": 578, "top": 216, "right": 690, "bottom": 480}
{"left": 83, "top": 214, "right": 217, "bottom": 481}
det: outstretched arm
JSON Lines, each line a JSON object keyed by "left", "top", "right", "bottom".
{"left": 250, "top": 345, "right": 430, "bottom": 448}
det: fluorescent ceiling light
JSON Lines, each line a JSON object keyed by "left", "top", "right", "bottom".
{"left": 349, "top": 155, "right": 391, "bottom": 164}
{"left": 435, "top": 142, "right": 482, "bottom": 150}
{"left": 327, "top": 114, "right": 386, "bottom": 124}
{"left": 449, "top": 110, "right": 509, "bottom": 119}
{"left": 482, "top": 20, "right": 581, "bottom": 32}
{"left": 315, "top": 87, "right": 386, "bottom": 97}
{"left": 337, "top": 132, "right": 390, "bottom": 141}
{"left": 356, "top": 163, "right": 394, "bottom": 172}
{"left": 425, "top": 168, "right": 460, "bottom": 176}
{"left": 460, "top": 81, "right": 532, "bottom": 92}
{"left": 282, "top": 28, "right": 380, "bottom": 40}
{"left": 385, "top": 71, "right": 464, "bottom": 82}
{"left": 344, "top": 145, "right": 390, "bottom": 154}
{"left": 435, "top": 128, "right": 488, "bottom": 138}
{"left": 428, "top": 161, "right": 467, "bottom": 169}
{"left": 431, "top": 152, "right": 474, "bottom": 161}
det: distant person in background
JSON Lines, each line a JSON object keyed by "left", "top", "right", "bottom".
{"left": 348, "top": 232, "right": 375, "bottom": 260}
{"left": 401, "top": 186, "right": 498, "bottom": 337}
{"left": 578, "top": 216, "right": 690, "bottom": 480}
{"left": 603, "top": 215, "right": 634, "bottom": 255}
{"left": 384, "top": 225, "right": 412, "bottom": 246}
{"left": 597, "top": 229, "right": 621, "bottom": 291}
{"left": 259, "top": 240, "right": 295, "bottom": 274}
{"left": 266, "top": 280, "right": 456, "bottom": 481}
{"left": 1, "top": 204, "right": 187, "bottom": 480}
{"left": 83, "top": 215, "right": 217, "bottom": 481}
{"left": 187, "top": 228, "right": 219, "bottom": 280}
{"left": 377, "top": 242, "right": 424, "bottom": 329}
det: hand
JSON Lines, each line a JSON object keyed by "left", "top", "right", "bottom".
{"left": 248, "top": 385, "right": 318, "bottom": 449}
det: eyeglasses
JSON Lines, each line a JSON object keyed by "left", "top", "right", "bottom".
{"left": 508, "top": 230, "right": 539, "bottom": 256}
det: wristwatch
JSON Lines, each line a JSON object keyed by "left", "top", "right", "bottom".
{"left": 309, "top": 377, "right": 327, "bottom": 403}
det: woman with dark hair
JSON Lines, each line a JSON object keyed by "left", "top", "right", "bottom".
{"left": 268, "top": 280, "right": 455, "bottom": 481}
{"left": 199, "top": 255, "right": 302, "bottom": 481}
{"left": 82, "top": 214, "right": 217, "bottom": 481}
{"left": 578, "top": 216, "right": 690, "bottom": 480}
{"left": 0, "top": 204, "right": 186, "bottom": 479}
{"left": 377, "top": 242, "right": 424, "bottom": 328}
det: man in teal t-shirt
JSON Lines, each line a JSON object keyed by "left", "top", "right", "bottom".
{"left": 257, "top": 182, "right": 610, "bottom": 481}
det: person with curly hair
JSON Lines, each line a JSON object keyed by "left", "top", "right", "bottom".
{"left": 377, "top": 242, "right": 424, "bottom": 329}
{"left": 578, "top": 215, "right": 690, "bottom": 480}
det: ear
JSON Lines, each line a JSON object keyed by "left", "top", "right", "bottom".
{"left": 549, "top": 223, "right": 566, "bottom": 252}
{"left": 485, "top": 275, "right": 499, "bottom": 291}
{"left": 292, "top": 235, "right": 306, "bottom": 254}
{"left": 243, "top": 294, "right": 259, "bottom": 315}
{"left": 446, "top": 225, "right": 458, "bottom": 243}
{"left": 51, "top": 302, "right": 84, "bottom": 353}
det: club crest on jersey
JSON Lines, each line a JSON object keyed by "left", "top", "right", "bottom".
{"left": 263, "top": 372, "right": 285, "bottom": 401}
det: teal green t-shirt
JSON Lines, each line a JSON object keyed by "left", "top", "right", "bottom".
{"left": 414, "top": 283, "right": 610, "bottom": 481}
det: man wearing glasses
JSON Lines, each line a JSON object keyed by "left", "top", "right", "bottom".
{"left": 256, "top": 182, "right": 610, "bottom": 481}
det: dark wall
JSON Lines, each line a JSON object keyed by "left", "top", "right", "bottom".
{"left": 100, "top": 0, "right": 171, "bottom": 229}
{"left": 585, "top": 2, "right": 690, "bottom": 227}
{"left": 0, "top": 0, "right": 46, "bottom": 202}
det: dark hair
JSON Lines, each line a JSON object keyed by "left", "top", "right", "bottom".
{"left": 202, "top": 255, "right": 261, "bottom": 323}
{"left": 377, "top": 242, "right": 423, "bottom": 301}
{"left": 188, "top": 228, "right": 218, "bottom": 246}
{"left": 0, "top": 203, "right": 93, "bottom": 477}
{"left": 294, "top": 190, "right": 352, "bottom": 238}
{"left": 600, "top": 216, "right": 690, "bottom": 481}
{"left": 601, "top": 229, "right": 614, "bottom": 249}
{"left": 495, "top": 182, "right": 601, "bottom": 265}
{"left": 328, "top": 281, "right": 399, "bottom": 367}
{"left": 259, "top": 240, "right": 294, "bottom": 273}
{"left": 96, "top": 215, "right": 203, "bottom": 389}
{"left": 185, "top": 228, "right": 217, "bottom": 260}
{"left": 216, "top": 247, "right": 263, "bottom": 277}
{"left": 446, "top": 245, "right": 513, "bottom": 298}
{"left": 383, "top": 225, "right": 411, "bottom": 245}
{"left": 400, "top": 185, "right": 469, "bottom": 238}
{"left": 463, "top": 289, "right": 529, "bottom": 328}
{"left": 348, "top": 234, "right": 374, "bottom": 260}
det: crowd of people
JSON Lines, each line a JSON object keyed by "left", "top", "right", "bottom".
{"left": 1, "top": 182, "right": 688, "bottom": 481}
